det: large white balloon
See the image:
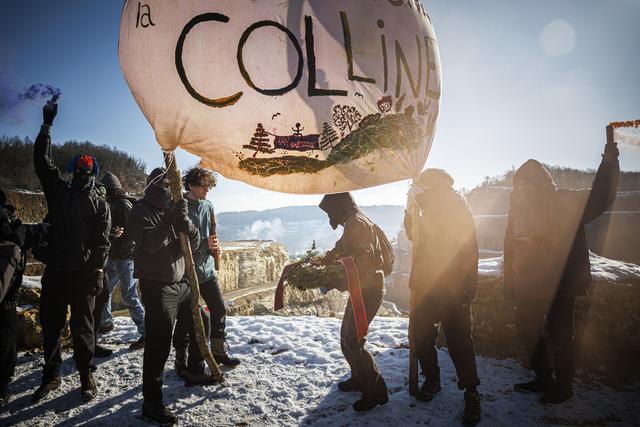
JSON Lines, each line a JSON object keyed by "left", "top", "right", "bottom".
{"left": 119, "top": 0, "right": 441, "bottom": 194}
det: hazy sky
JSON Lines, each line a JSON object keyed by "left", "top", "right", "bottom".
{"left": 1, "top": 1, "right": 638, "bottom": 212}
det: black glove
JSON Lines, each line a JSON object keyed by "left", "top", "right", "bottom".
{"left": 43, "top": 101, "right": 58, "bottom": 126}
{"left": 163, "top": 199, "right": 188, "bottom": 225}
{"left": 89, "top": 269, "right": 104, "bottom": 296}
{"left": 174, "top": 215, "right": 192, "bottom": 234}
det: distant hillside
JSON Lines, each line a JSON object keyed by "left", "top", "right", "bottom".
{"left": 0, "top": 135, "right": 147, "bottom": 193}
{"left": 472, "top": 164, "right": 640, "bottom": 192}
{"left": 217, "top": 205, "right": 404, "bottom": 255}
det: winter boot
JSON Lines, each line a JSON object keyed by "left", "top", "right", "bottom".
{"left": 211, "top": 338, "right": 240, "bottom": 367}
{"left": 32, "top": 374, "right": 62, "bottom": 402}
{"left": 352, "top": 395, "right": 388, "bottom": 412}
{"left": 462, "top": 390, "right": 482, "bottom": 426}
{"left": 129, "top": 335, "right": 145, "bottom": 351}
{"left": 514, "top": 376, "right": 555, "bottom": 394}
{"left": 79, "top": 369, "right": 98, "bottom": 402}
{"left": 95, "top": 344, "right": 113, "bottom": 358}
{"left": 142, "top": 400, "right": 177, "bottom": 426}
{"left": 174, "top": 348, "right": 187, "bottom": 379}
{"left": 540, "top": 383, "right": 573, "bottom": 405}
{"left": 338, "top": 376, "right": 361, "bottom": 392}
{"left": 416, "top": 381, "right": 441, "bottom": 402}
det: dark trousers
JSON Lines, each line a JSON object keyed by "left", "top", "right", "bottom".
{"left": 93, "top": 274, "right": 109, "bottom": 349}
{"left": 0, "top": 299, "right": 17, "bottom": 390}
{"left": 173, "top": 304, "right": 211, "bottom": 354}
{"left": 40, "top": 270, "right": 96, "bottom": 379}
{"left": 515, "top": 298, "right": 576, "bottom": 386}
{"left": 341, "top": 284, "right": 388, "bottom": 401}
{"left": 140, "top": 279, "right": 204, "bottom": 405}
{"left": 200, "top": 277, "right": 226, "bottom": 339}
{"left": 412, "top": 295, "right": 480, "bottom": 390}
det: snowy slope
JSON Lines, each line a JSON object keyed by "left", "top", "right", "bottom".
{"left": 2, "top": 316, "right": 638, "bottom": 426}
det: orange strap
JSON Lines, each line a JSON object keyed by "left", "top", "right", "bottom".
{"left": 341, "top": 256, "right": 368, "bottom": 344}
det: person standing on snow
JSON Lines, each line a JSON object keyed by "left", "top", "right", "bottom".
{"left": 172, "top": 167, "right": 239, "bottom": 374}
{"left": 319, "top": 192, "right": 389, "bottom": 412}
{"left": 128, "top": 167, "right": 212, "bottom": 425}
{"left": 505, "top": 125, "right": 619, "bottom": 404}
{"left": 31, "top": 100, "right": 111, "bottom": 403}
{"left": 404, "top": 169, "right": 481, "bottom": 426}
{"left": 98, "top": 172, "right": 146, "bottom": 350}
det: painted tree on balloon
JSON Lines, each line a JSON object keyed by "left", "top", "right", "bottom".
{"left": 243, "top": 123, "right": 275, "bottom": 158}
{"left": 319, "top": 122, "right": 339, "bottom": 151}
{"left": 332, "top": 105, "right": 362, "bottom": 135}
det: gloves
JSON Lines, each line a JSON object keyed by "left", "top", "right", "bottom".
{"left": 89, "top": 269, "right": 104, "bottom": 296}
{"left": 163, "top": 199, "right": 188, "bottom": 225}
{"left": 43, "top": 101, "right": 58, "bottom": 126}
{"left": 174, "top": 216, "right": 192, "bottom": 234}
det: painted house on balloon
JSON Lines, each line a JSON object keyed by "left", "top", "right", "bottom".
{"left": 273, "top": 134, "right": 320, "bottom": 152}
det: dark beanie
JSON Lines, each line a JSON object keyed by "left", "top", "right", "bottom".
{"left": 513, "top": 159, "right": 556, "bottom": 190}
{"left": 146, "top": 167, "right": 169, "bottom": 185}
{"left": 100, "top": 172, "right": 122, "bottom": 189}
{"left": 319, "top": 192, "right": 357, "bottom": 219}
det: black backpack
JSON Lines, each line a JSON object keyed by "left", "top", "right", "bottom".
{"left": 373, "top": 224, "right": 395, "bottom": 277}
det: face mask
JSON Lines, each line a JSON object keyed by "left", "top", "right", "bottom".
{"left": 70, "top": 172, "right": 93, "bottom": 191}
{"left": 144, "top": 180, "right": 172, "bottom": 209}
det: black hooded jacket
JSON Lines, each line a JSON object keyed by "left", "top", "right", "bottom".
{"left": 106, "top": 193, "right": 136, "bottom": 260}
{"left": 128, "top": 197, "right": 199, "bottom": 284}
{"left": 33, "top": 127, "right": 111, "bottom": 272}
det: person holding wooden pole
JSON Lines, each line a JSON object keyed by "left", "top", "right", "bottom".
{"left": 404, "top": 169, "right": 481, "bottom": 426}
{"left": 128, "top": 167, "right": 214, "bottom": 425}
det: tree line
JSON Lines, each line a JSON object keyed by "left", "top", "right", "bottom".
{"left": 473, "top": 164, "right": 640, "bottom": 192}
{"left": 0, "top": 135, "right": 147, "bottom": 194}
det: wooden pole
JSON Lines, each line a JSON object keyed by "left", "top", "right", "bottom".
{"left": 407, "top": 203, "right": 420, "bottom": 396}
{"left": 164, "top": 151, "right": 224, "bottom": 382}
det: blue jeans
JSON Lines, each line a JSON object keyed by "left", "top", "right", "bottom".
{"left": 101, "top": 259, "right": 145, "bottom": 336}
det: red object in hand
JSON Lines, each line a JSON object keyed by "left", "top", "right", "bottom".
{"left": 341, "top": 257, "right": 368, "bottom": 344}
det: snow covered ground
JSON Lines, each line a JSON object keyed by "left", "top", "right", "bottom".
{"left": 1, "top": 316, "right": 638, "bottom": 426}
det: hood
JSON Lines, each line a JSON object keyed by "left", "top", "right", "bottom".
{"left": 416, "top": 168, "right": 454, "bottom": 191}
{"left": 101, "top": 171, "right": 122, "bottom": 189}
{"left": 513, "top": 159, "right": 557, "bottom": 190}
{"left": 319, "top": 192, "right": 358, "bottom": 229}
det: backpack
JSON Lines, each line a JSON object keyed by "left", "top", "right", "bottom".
{"left": 373, "top": 224, "right": 395, "bottom": 277}
{"left": 0, "top": 240, "right": 21, "bottom": 303}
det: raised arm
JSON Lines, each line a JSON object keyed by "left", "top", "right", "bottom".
{"left": 128, "top": 205, "right": 174, "bottom": 254}
{"left": 582, "top": 125, "right": 620, "bottom": 224}
{"left": 33, "top": 102, "right": 65, "bottom": 197}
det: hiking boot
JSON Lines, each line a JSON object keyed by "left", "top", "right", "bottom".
{"left": 183, "top": 370, "right": 218, "bottom": 387}
{"left": 129, "top": 335, "right": 145, "bottom": 351}
{"left": 540, "top": 384, "right": 573, "bottom": 405}
{"left": 98, "top": 323, "right": 114, "bottom": 334}
{"left": 95, "top": 344, "right": 113, "bottom": 358}
{"left": 462, "top": 390, "right": 482, "bottom": 426}
{"left": 514, "top": 376, "right": 555, "bottom": 394}
{"left": 211, "top": 338, "right": 240, "bottom": 367}
{"left": 80, "top": 369, "right": 97, "bottom": 402}
{"left": 416, "top": 381, "right": 441, "bottom": 402}
{"left": 142, "top": 401, "right": 177, "bottom": 426}
{"left": 32, "top": 375, "right": 62, "bottom": 402}
{"left": 174, "top": 349, "right": 187, "bottom": 379}
{"left": 352, "top": 395, "right": 388, "bottom": 412}
{"left": 338, "top": 376, "right": 361, "bottom": 392}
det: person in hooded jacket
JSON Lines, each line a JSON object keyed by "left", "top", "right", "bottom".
{"left": 505, "top": 126, "right": 619, "bottom": 404}
{"left": 172, "top": 167, "right": 239, "bottom": 375}
{"left": 403, "top": 169, "right": 481, "bottom": 426}
{"left": 0, "top": 190, "right": 49, "bottom": 409}
{"left": 128, "top": 167, "right": 209, "bottom": 425}
{"left": 31, "top": 101, "right": 111, "bottom": 403}
{"left": 98, "top": 172, "right": 146, "bottom": 350}
{"left": 319, "top": 192, "right": 388, "bottom": 412}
